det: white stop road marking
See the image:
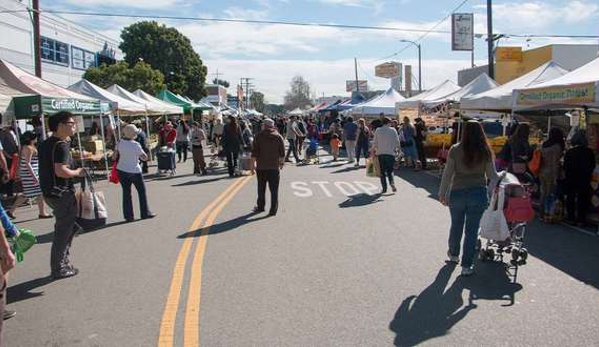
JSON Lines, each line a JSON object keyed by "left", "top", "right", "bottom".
{"left": 291, "top": 181, "right": 379, "bottom": 197}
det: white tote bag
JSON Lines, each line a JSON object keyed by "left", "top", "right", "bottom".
{"left": 479, "top": 187, "right": 510, "bottom": 241}
{"left": 76, "top": 172, "right": 108, "bottom": 230}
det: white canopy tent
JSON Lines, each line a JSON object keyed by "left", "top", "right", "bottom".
{"left": 423, "top": 74, "right": 499, "bottom": 108}
{"left": 69, "top": 80, "right": 147, "bottom": 114}
{"left": 513, "top": 56, "right": 599, "bottom": 111}
{"left": 397, "top": 80, "right": 460, "bottom": 109}
{"left": 461, "top": 61, "right": 569, "bottom": 112}
{"left": 349, "top": 87, "right": 406, "bottom": 116}
{"left": 288, "top": 108, "right": 305, "bottom": 116}
{"left": 132, "top": 89, "right": 184, "bottom": 115}
{"left": 106, "top": 84, "right": 166, "bottom": 115}
{"left": 0, "top": 93, "right": 17, "bottom": 116}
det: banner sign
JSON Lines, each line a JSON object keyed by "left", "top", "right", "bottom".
{"left": 515, "top": 83, "right": 596, "bottom": 106}
{"left": 346, "top": 80, "right": 368, "bottom": 92}
{"left": 452, "top": 13, "right": 474, "bottom": 51}
{"left": 375, "top": 62, "right": 401, "bottom": 78}
{"left": 496, "top": 47, "right": 523, "bottom": 62}
{"left": 47, "top": 98, "right": 99, "bottom": 113}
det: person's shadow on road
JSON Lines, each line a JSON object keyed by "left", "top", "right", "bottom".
{"left": 177, "top": 211, "right": 270, "bottom": 238}
{"left": 7, "top": 276, "right": 54, "bottom": 304}
{"left": 389, "top": 262, "right": 522, "bottom": 346}
{"left": 339, "top": 193, "right": 382, "bottom": 208}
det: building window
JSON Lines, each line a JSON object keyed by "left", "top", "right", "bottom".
{"left": 41, "top": 36, "right": 69, "bottom": 66}
{"left": 72, "top": 46, "right": 96, "bottom": 70}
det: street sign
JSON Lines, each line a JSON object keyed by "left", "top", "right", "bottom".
{"left": 346, "top": 80, "right": 368, "bottom": 92}
{"left": 452, "top": 13, "right": 474, "bottom": 51}
{"left": 375, "top": 62, "right": 401, "bottom": 78}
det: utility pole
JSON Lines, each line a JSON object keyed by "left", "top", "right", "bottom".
{"left": 32, "top": 0, "right": 42, "bottom": 77}
{"left": 487, "top": 0, "right": 494, "bottom": 79}
{"left": 354, "top": 58, "right": 359, "bottom": 94}
{"left": 240, "top": 77, "right": 254, "bottom": 110}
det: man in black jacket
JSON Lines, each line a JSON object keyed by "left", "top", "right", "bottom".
{"left": 251, "top": 118, "right": 285, "bottom": 216}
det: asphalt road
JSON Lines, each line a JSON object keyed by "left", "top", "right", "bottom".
{"left": 4, "top": 149, "right": 599, "bottom": 346}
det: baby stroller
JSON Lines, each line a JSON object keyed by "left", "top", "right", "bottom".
{"left": 302, "top": 138, "right": 320, "bottom": 164}
{"left": 157, "top": 146, "right": 176, "bottom": 176}
{"left": 479, "top": 172, "right": 534, "bottom": 282}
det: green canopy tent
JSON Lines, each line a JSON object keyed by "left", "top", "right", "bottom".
{"left": 157, "top": 89, "right": 212, "bottom": 122}
{"left": 0, "top": 59, "right": 106, "bottom": 171}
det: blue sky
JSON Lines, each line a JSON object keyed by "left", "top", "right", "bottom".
{"left": 48, "top": 0, "right": 599, "bottom": 103}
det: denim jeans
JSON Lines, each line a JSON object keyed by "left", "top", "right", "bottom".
{"left": 285, "top": 139, "right": 300, "bottom": 162}
{"left": 448, "top": 186, "right": 489, "bottom": 268}
{"left": 117, "top": 170, "right": 151, "bottom": 220}
{"left": 355, "top": 141, "right": 369, "bottom": 163}
{"left": 378, "top": 154, "right": 395, "bottom": 191}
{"left": 225, "top": 151, "right": 239, "bottom": 177}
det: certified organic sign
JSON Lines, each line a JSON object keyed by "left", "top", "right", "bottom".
{"left": 516, "top": 83, "right": 596, "bottom": 106}
{"left": 50, "top": 99, "right": 98, "bottom": 112}
{"left": 375, "top": 62, "right": 401, "bottom": 78}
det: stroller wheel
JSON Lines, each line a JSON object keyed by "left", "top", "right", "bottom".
{"left": 520, "top": 249, "right": 528, "bottom": 261}
{"left": 511, "top": 249, "right": 520, "bottom": 262}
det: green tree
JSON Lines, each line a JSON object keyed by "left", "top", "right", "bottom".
{"left": 83, "top": 61, "right": 165, "bottom": 95}
{"left": 212, "top": 78, "right": 230, "bottom": 88}
{"left": 119, "top": 21, "right": 207, "bottom": 100}
{"left": 249, "top": 91, "right": 266, "bottom": 112}
{"left": 284, "top": 75, "right": 312, "bottom": 110}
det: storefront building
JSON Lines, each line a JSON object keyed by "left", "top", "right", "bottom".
{"left": 0, "top": 0, "right": 122, "bottom": 88}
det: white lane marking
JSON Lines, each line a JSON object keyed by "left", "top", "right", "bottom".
{"left": 291, "top": 181, "right": 380, "bottom": 197}
{"left": 291, "top": 181, "right": 313, "bottom": 197}
{"left": 312, "top": 181, "right": 333, "bottom": 197}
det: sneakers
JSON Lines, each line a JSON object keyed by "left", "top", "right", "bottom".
{"left": 447, "top": 251, "right": 459, "bottom": 263}
{"left": 460, "top": 266, "right": 474, "bottom": 276}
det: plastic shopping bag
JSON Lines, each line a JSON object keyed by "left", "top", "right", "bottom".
{"left": 479, "top": 187, "right": 510, "bottom": 242}
{"left": 366, "top": 156, "right": 380, "bottom": 178}
{"left": 109, "top": 161, "right": 119, "bottom": 184}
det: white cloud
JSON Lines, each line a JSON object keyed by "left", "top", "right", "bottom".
{"left": 62, "top": 0, "right": 180, "bottom": 9}
{"left": 223, "top": 6, "right": 270, "bottom": 20}
{"left": 474, "top": 1, "right": 599, "bottom": 32}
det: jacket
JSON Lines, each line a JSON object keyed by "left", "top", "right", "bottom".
{"left": 222, "top": 124, "right": 244, "bottom": 153}
{"left": 251, "top": 128, "right": 285, "bottom": 170}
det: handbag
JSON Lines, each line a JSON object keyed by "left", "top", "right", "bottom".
{"left": 504, "top": 193, "right": 534, "bottom": 223}
{"left": 76, "top": 171, "right": 107, "bottom": 230}
{"left": 9, "top": 153, "right": 19, "bottom": 181}
{"left": 479, "top": 187, "right": 510, "bottom": 242}
{"left": 109, "top": 161, "right": 119, "bottom": 184}
{"left": 528, "top": 149, "right": 542, "bottom": 177}
{"left": 10, "top": 228, "right": 36, "bottom": 263}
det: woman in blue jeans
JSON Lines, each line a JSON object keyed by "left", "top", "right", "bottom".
{"left": 113, "top": 124, "right": 155, "bottom": 222}
{"left": 439, "top": 121, "right": 499, "bottom": 276}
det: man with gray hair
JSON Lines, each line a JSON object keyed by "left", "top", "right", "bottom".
{"left": 251, "top": 118, "right": 285, "bottom": 216}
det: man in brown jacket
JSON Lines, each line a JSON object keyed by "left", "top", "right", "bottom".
{"left": 251, "top": 118, "right": 285, "bottom": 216}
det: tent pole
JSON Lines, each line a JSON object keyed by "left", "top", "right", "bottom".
{"left": 76, "top": 127, "right": 84, "bottom": 169}
{"left": 145, "top": 111, "right": 153, "bottom": 161}
{"left": 99, "top": 113, "right": 109, "bottom": 180}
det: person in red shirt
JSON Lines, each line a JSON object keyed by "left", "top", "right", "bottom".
{"left": 159, "top": 122, "right": 177, "bottom": 148}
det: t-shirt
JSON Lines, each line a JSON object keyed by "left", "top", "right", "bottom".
{"left": 116, "top": 140, "right": 145, "bottom": 174}
{"left": 39, "top": 136, "right": 75, "bottom": 196}
{"left": 286, "top": 121, "right": 298, "bottom": 140}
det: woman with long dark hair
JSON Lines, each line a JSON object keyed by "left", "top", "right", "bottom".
{"left": 221, "top": 116, "right": 244, "bottom": 177}
{"left": 439, "top": 121, "right": 499, "bottom": 276}
{"left": 539, "top": 127, "right": 565, "bottom": 215}
{"left": 176, "top": 119, "right": 190, "bottom": 163}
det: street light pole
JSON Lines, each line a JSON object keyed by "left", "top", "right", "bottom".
{"left": 487, "top": 0, "right": 495, "bottom": 79}
{"left": 400, "top": 39, "right": 422, "bottom": 93}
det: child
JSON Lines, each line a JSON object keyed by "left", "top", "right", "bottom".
{"left": 330, "top": 134, "right": 341, "bottom": 161}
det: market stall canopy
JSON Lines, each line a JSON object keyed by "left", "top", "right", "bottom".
{"left": 349, "top": 87, "right": 406, "bottom": 115}
{"left": 0, "top": 94, "right": 12, "bottom": 115}
{"left": 106, "top": 84, "right": 166, "bottom": 115}
{"left": 423, "top": 74, "right": 499, "bottom": 108}
{"left": 318, "top": 99, "right": 345, "bottom": 113}
{"left": 288, "top": 108, "right": 305, "bottom": 116}
{"left": 335, "top": 94, "right": 367, "bottom": 112}
{"left": 157, "top": 89, "right": 212, "bottom": 113}
{"left": 0, "top": 59, "right": 101, "bottom": 119}
{"left": 512, "top": 57, "right": 599, "bottom": 111}
{"left": 306, "top": 101, "right": 328, "bottom": 114}
{"left": 397, "top": 80, "right": 460, "bottom": 109}
{"left": 69, "top": 79, "right": 146, "bottom": 114}
{"left": 461, "top": 61, "right": 569, "bottom": 112}
{"left": 132, "top": 89, "right": 184, "bottom": 115}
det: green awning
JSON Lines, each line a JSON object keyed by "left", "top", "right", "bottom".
{"left": 12, "top": 95, "right": 102, "bottom": 119}
{"left": 157, "top": 89, "right": 211, "bottom": 113}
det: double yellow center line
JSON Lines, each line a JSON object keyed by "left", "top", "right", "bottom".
{"left": 158, "top": 175, "right": 253, "bottom": 347}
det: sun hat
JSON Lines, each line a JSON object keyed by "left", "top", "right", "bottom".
{"left": 122, "top": 124, "right": 141, "bottom": 140}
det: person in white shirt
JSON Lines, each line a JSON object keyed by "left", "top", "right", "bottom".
{"left": 190, "top": 121, "right": 207, "bottom": 176}
{"left": 372, "top": 117, "right": 401, "bottom": 193}
{"left": 113, "top": 124, "right": 155, "bottom": 222}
